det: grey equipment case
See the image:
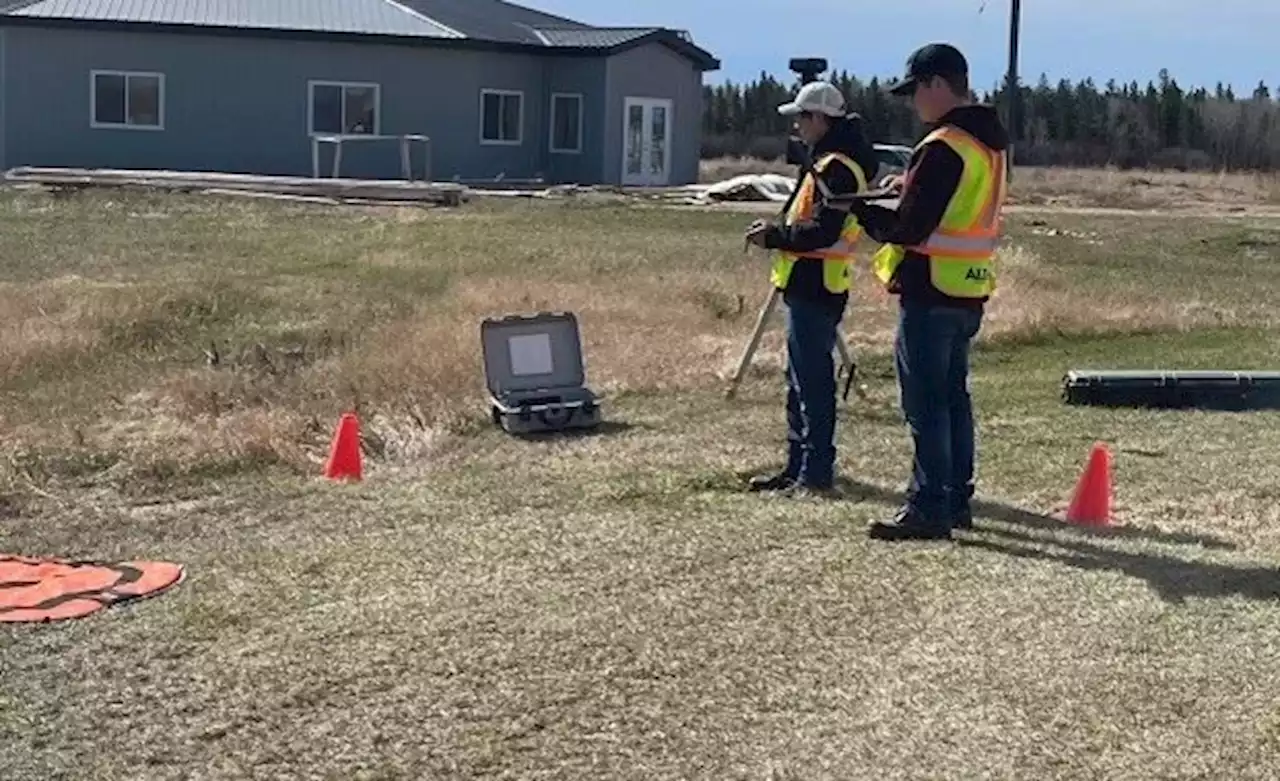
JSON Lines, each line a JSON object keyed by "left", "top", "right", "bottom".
{"left": 480, "top": 311, "right": 603, "bottom": 434}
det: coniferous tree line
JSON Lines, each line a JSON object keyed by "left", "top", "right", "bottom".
{"left": 702, "top": 69, "right": 1280, "bottom": 171}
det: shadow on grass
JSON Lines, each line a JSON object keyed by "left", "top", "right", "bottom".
{"left": 958, "top": 528, "right": 1280, "bottom": 604}
{"left": 677, "top": 468, "right": 1270, "bottom": 604}
{"left": 718, "top": 468, "right": 1235, "bottom": 550}
{"left": 833, "top": 478, "right": 1237, "bottom": 551}
{"left": 503, "top": 420, "right": 640, "bottom": 443}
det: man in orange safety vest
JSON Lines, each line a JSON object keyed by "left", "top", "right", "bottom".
{"left": 842, "top": 43, "right": 1010, "bottom": 540}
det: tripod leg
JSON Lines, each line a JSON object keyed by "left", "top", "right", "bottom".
{"left": 834, "top": 326, "right": 852, "bottom": 370}
{"left": 834, "top": 326, "right": 862, "bottom": 402}
{"left": 726, "top": 288, "right": 781, "bottom": 399}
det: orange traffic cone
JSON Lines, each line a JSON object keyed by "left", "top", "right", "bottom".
{"left": 1066, "top": 442, "right": 1111, "bottom": 526}
{"left": 323, "top": 412, "right": 363, "bottom": 481}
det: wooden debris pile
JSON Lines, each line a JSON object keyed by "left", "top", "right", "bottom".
{"left": 3, "top": 167, "right": 468, "bottom": 207}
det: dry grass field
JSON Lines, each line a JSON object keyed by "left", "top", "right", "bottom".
{"left": 702, "top": 158, "right": 1280, "bottom": 214}
{"left": 2, "top": 168, "right": 1280, "bottom": 779}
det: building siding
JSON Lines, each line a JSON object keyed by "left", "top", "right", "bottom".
{"left": 0, "top": 26, "right": 707, "bottom": 185}
{"left": 603, "top": 42, "right": 703, "bottom": 186}
{"left": 0, "top": 30, "right": 7, "bottom": 172}
{"left": 543, "top": 57, "right": 607, "bottom": 185}
{"left": 2, "top": 26, "right": 555, "bottom": 180}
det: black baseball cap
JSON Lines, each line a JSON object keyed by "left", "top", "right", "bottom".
{"left": 888, "top": 43, "right": 969, "bottom": 96}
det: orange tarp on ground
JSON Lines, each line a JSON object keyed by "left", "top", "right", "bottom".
{"left": 0, "top": 554, "right": 185, "bottom": 623}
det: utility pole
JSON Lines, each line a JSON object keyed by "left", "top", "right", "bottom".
{"left": 1005, "top": 0, "right": 1022, "bottom": 180}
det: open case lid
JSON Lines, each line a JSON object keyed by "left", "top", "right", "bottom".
{"left": 480, "top": 311, "right": 587, "bottom": 396}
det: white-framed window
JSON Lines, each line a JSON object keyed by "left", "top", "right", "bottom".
{"left": 549, "top": 93, "right": 583, "bottom": 154}
{"left": 90, "top": 70, "right": 164, "bottom": 130}
{"left": 308, "top": 81, "right": 379, "bottom": 136}
{"left": 480, "top": 89, "right": 523, "bottom": 145}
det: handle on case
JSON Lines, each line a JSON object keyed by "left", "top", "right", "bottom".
{"left": 537, "top": 406, "right": 573, "bottom": 427}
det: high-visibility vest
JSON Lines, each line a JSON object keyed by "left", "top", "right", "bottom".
{"left": 771, "top": 151, "right": 869, "bottom": 294}
{"left": 871, "top": 124, "right": 1007, "bottom": 298}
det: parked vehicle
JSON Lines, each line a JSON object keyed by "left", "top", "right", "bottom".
{"left": 872, "top": 144, "right": 913, "bottom": 184}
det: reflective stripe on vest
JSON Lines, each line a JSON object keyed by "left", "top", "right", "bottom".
{"left": 771, "top": 151, "right": 868, "bottom": 294}
{"left": 906, "top": 125, "right": 1006, "bottom": 259}
{"left": 872, "top": 124, "right": 1007, "bottom": 298}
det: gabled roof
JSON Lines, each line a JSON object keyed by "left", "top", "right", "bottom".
{"left": 398, "top": 0, "right": 592, "bottom": 43}
{"left": 0, "top": 0, "right": 721, "bottom": 70}
{"left": 3, "top": 0, "right": 463, "bottom": 38}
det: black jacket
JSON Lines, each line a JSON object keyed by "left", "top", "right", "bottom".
{"left": 851, "top": 104, "right": 1010, "bottom": 309}
{"left": 761, "top": 115, "right": 880, "bottom": 302}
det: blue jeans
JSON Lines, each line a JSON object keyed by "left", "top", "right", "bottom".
{"left": 783, "top": 290, "right": 846, "bottom": 487}
{"left": 894, "top": 301, "right": 984, "bottom": 524}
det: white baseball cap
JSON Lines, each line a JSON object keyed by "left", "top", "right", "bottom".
{"left": 777, "top": 81, "right": 846, "bottom": 117}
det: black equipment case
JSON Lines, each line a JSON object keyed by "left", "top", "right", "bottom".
{"left": 1062, "top": 370, "right": 1280, "bottom": 411}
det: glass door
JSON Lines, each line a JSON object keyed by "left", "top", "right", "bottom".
{"left": 622, "top": 97, "right": 673, "bottom": 186}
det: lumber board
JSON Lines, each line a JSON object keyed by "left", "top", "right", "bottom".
{"left": 3, "top": 167, "right": 467, "bottom": 206}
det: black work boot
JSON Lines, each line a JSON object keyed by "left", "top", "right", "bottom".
{"left": 952, "top": 508, "right": 974, "bottom": 531}
{"left": 748, "top": 472, "right": 797, "bottom": 492}
{"left": 868, "top": 506, "right": 953, "bottom": 542}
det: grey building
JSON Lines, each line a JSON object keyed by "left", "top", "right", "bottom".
{"left": 0, "top": 0, "right": 720, "bottom": 185}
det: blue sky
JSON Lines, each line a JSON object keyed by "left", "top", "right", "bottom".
{"left": 520, "top": 1, "right": 1277, "bottom": 94}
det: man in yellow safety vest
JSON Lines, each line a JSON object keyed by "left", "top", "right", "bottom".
{"left": 842, "top": 43, "right": 1010, "bottom": 540}
{"left": 743, "top": 80, "right": 879, "bottom": 493}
